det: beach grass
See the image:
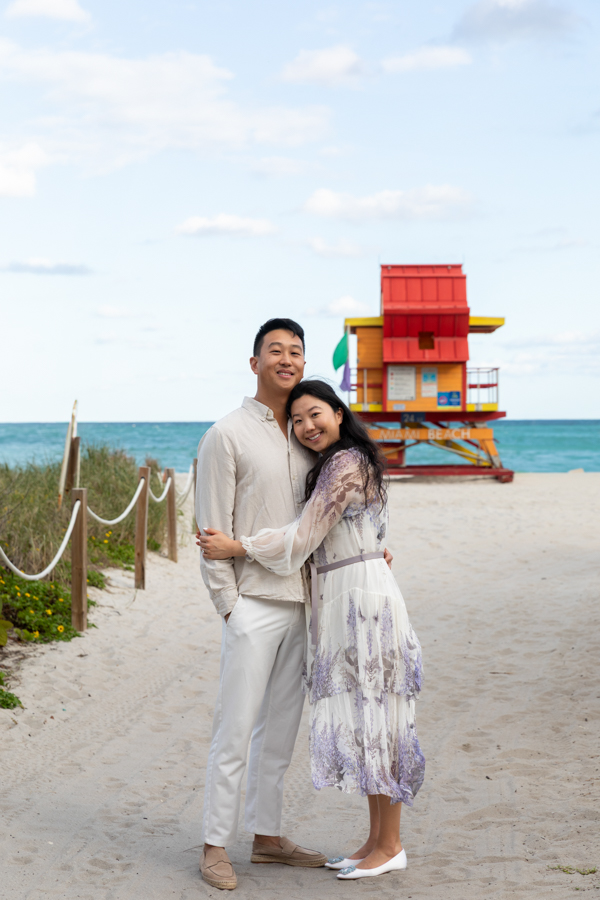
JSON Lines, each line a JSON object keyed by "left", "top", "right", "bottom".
{"left": 0, "top": 445, "right": 167, "bottom": 668}
{"left": 0, "top": 445, "right": 167, "bottom": 581}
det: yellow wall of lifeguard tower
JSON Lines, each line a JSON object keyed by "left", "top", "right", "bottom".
{"left": 355, "top": 326, "right": 383, "bottom": 407}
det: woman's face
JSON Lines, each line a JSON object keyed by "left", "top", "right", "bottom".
{"left": 290, "top": 394, "right": 343, "bottom": 453}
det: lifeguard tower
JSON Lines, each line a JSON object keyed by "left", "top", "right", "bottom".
{"left": 343, "top": 264, "right": 513, "bottom": 482}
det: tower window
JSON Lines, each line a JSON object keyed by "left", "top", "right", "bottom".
{"left": 418, "top": 332, "right": 435, "bottom": 350}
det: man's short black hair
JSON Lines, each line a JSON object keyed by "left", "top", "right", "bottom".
{"left": 253, "top": 318, "right": 305, "bottom": 357}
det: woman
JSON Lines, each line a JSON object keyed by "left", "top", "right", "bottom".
{"left": 199, "top": 380, "right": 425, "bottom": 881}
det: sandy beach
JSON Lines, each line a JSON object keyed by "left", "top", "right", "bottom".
{"left": 1, "top": 472, "right": 599, "bottom": 899}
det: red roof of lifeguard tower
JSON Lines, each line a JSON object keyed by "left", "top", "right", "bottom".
{"left": 381, "top": 264, "right": 470, "bottom": 364}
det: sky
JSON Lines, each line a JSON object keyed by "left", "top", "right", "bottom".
{"left": 0, "top": 0, "right": 599, "bottom": 422}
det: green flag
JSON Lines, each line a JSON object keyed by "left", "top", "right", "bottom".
{"left": 332, "top": 332, "right": 348, "bottom": 370}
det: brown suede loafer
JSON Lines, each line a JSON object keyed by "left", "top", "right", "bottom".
{"left": 251, "top": 836, "right": 327, "bottom": 867}
{"left": 200, "top": 847, "right": 237, "bottom": 890}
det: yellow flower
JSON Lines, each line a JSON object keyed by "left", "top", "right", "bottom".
{"left": 25, "top": 592, "right": 30, "bottom": 597}
{"left": 29, "top": 609, "right": 34, "bottom": 614}
{"left": 58, "top": 598, "right": 64, "bottom": 603}
{"left": 105, "top": 532, "right": 110, "bottom": 538}
{"left": 46, "top": 609, "right": 52, "bottom": 616}
{"left": 103, "top": 540, "right": 108, "bottom": 544}
{"left": 33, "top": 631, "right": 39, "bottom": 638}
{"left": 57, "top": 625, "right": 64, "bottom": 633}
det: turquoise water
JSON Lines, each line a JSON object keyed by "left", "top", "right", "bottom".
{"left": 0, "top": 420, "right": 598, "bottom": 473}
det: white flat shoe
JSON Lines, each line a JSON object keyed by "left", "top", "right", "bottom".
{"left": 337, "top": 848, "right": 407, "bottom": 879}
{"left": 324, "top": 856, "right": 365, "bottom": 870}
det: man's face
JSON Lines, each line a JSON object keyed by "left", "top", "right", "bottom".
{"left": 250, "top": 329, "right": 305, "bottom": 395}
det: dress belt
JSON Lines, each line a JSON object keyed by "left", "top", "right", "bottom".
{"left": 308, "top": 552, "right": 385, "bottom": 646}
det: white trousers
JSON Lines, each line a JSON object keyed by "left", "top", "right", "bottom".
{"left": 201, "top": 594, "right": 306, "bottom": 847}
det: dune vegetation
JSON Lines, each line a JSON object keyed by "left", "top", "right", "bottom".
{"left": 0, "top": 446, "right": 168, "bottom": 706}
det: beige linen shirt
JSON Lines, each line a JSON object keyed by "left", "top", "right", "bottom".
{"left": 195, "top": 396, "right": 315, "bottom": 616}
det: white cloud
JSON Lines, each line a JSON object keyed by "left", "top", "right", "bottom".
{"left": 327, "top": 295, "right": 373, "bottom": 316}
{"left": 454, "top": 0, "right": 576, "bottom": 42}
{"left": 383, "top": 46, "right": 472, "bottom": 73}
{"left": 5, "top": 0, "right": 90, "bottom": 21}
{"left": 511, "top": 228, "right": 591, "bottom": 253}
{"left": 306, "top": 295, "right": 374, "bottom": 317}
{"left": 306, "top": 237, "right": 365, "bottom": 258}
{"left": 281, "top": 46, "right": 364, "bottom": 87}
{"left": 304, "top": 185, "right": 473, "bottom": 221}
{"left": 96, "top": 305, "right": 131, "bottom": 318}
{"left": 94, "top": 331, "right": 162, "bottom": 350}
{"left": 0, "top": 40, "right": 329, "bottom": 172}
{"left": 0, "top": 143, "right": 47, "bottom": 197}
{"left": 175, "top": 214, "right": 275, "bottom": 237}
{"left": 250, "top": 156, "right": 309, "bottom": 177}
{"left": 4, "top": 257, "right": 90, "bottom": 274}
{"left": 498, "top": 331, "right": 600, "bottom": 376}
{"left": 518, "top": 237, "right": 589, "bottom": 253}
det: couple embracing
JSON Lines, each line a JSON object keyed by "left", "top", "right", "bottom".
{"left": 195, "top": 318, "right": 425, "bottom": 890}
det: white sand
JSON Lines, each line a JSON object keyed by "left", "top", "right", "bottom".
{"left": 1, "top": 472, "right": 599, "bottom": 899}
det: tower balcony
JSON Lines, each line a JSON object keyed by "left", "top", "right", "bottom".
{"left": 466, "top": 367, "right": 499, "bottom": 412}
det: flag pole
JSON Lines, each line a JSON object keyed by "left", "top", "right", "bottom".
{"left": 346, "top": 324, "right": 350, "bottom": 407}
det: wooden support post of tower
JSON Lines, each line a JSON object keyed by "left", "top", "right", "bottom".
{"left": 165, "top": 467, "right": 178, "bottom": 563}
{"left": 71, "top": 488, "right": 88, "bottom": 631}
{"left": 135, "top": 466, "right": 150, "bottom": 590}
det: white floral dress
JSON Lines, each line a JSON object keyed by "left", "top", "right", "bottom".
{"left": 241, "top": 448, "right": 425, "bottom": 805}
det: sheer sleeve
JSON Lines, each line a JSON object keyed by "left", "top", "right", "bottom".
{"left": 240, "top": 450, "right": 364, "bottom": 576}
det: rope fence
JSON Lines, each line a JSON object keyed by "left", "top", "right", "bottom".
{"left": 87, "top": 478, "right": 147, "bottom": 526}
{"left": 176, "top": 464, "right": 195, "bottom": 504}
{"left": 148, "top": 476, "right": 172, "bottom": 504}
{"left": 0, "top": 435, "right": 198, "bottom": 633}
{"left": 0, "top": 501, "right": 82, "bottom": 582}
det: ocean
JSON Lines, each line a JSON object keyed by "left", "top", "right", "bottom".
{"left": 0, "top": 420, "right": 598, "bottom": 473}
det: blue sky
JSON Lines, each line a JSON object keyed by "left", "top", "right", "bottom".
{"left": 1, "top": 0, "right": 598, "bottom": 422}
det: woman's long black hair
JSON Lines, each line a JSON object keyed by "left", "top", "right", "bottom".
{"left": 286, "top": 379, "right": 387, "bottom": 508}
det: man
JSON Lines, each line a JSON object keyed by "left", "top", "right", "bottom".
{"left": 195, "top": 318, "right": 327, "bottom": 891}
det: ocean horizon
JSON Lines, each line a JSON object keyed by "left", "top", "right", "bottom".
{"left": 1, "top": 420, "right": 598, "bottom": 474}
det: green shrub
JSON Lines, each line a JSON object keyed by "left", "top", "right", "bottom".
{"left": 0, "top": 670, "right": 22, "bottom": 709}
{"left": 86, "top": 569, "right": 106, "bottom": 589}
{"left": 0, "top": 570, "right": 81, "bottom": 643}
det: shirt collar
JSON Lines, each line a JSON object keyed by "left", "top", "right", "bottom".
{"left": 242, "top": 396, "right": 294, "bottom": 439}
{"left": 242, "top": 396, "right": 275, "bottom": 422}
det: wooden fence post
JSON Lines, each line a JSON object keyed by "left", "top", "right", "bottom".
{"left": 135, "top": 466, "right": 150, "bottom": 590}
{"left": 65, "top": 436, "right": 80, "bottom": 494}
{"left": 50, "top": 436, "right": 81, "bottom": 584}
{"left": 165, "top": 467, "right": 177, "bottom": 563}
{"left": 71, "top": 488, "right": 88, "bottom": 631}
